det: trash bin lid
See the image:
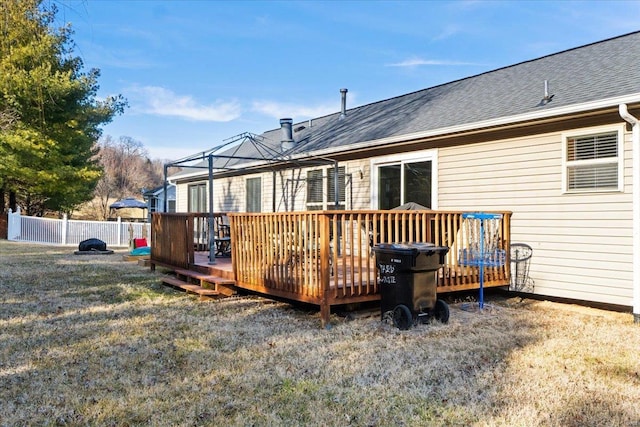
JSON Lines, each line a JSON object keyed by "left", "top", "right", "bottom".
{"left": 373, "top": 243, "right": 419, "bottom": 254}
{"left": 373, "top": 242, "right": 449, "bottom": 256}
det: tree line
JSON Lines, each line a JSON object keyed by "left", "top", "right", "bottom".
{"left": 88, "top": 135, "right": 168, "bottom": 221}
{"left": 0, "top": 0, "right": 170, "bottom": 219}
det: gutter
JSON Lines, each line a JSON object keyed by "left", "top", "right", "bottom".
{"left": 619, "top": 103, "right": 640, "bottom": 324}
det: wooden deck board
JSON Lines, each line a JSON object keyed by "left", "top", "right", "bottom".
{"left": 161, "top": 276, "right": 220, "bottom": 297}
{"left": 174, "top": 268, "right": 235, "bottom": 285}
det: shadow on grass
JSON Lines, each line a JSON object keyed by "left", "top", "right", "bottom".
{"left": 1, "top": 240, "right": 638, "bottom": 425}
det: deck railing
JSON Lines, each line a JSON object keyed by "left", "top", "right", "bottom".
{"left": 229, "top": 210, "right": 512, "bottom": 321}
{"left": 150, "top": 212, "right": 229, "bottom": 269}
{"left": 151, "top": 210, "right": 511, "bottom": 325}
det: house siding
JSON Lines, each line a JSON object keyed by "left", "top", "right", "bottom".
{"left": 438, "top": 124, "right": 633, "bottom": 306}
{"left": 176, "top": 161, "right": 372, "bottom": 213}
{"left": 176, "top": 182, "right": 188, "bottom": 212}
{"left": 347, "top": 160, "right": 371, "bottom": 210}
{"left": 172, "top": 123, "right": 635, "bottom": 307}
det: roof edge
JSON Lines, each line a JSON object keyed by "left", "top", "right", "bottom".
{"left": 170, "top": 93, "right": 640, "bottom": 181}
{"left": 302, "top": 93, "right": 640, "bottom": 159}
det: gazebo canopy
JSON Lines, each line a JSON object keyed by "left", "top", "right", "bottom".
{"left": 109, "top": 197, "right": 147, "bottom": 210}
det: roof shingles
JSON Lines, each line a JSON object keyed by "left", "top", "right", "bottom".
{"left": 172, "top": 31, "right": 640, "bottom": 177}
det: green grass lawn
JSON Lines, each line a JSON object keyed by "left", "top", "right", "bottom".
{"left": 1, "top": 240, "right": 638, "bottom": 426}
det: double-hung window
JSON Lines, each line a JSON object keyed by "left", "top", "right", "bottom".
{"left": 327, "top": 167, "right": 346, "bottom": 209}
{"left": 246, "top": 177, "right": 262, "bottom": 213}
{"left": 306, "top": 166, "right": 346, "bottom": 210}
{"left": 562, "top": 126, "right": 623, "bottom": 192}
{"left": 188, "top": 183, "right": 207, "bottom": 212}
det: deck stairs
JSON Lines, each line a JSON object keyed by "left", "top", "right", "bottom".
{"left": 161, "top": 268, "right": 236, "bottom": 300}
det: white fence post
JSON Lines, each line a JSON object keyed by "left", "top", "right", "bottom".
{"left": 7, "top": 207, "right": 21, "bottom": 240}
{"left": 117, "top": 216, "right": 122, "bottom": 247}
{"left": 62, "top": 213, "right": 68, "bottom": 245}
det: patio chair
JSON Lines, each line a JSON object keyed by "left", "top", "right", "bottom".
{"left": 214, "top": 223, "right": 231, "bottom": 256}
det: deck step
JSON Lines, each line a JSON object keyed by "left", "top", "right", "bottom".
{"left": 173, "top": 268, "right": 236, "bottom": 296}
{"left": 175, "top": 269, "right": 235, "bottom": 284}
{"left": 168, "top": 269, "right": 237, "bottom": 297}
{"left": 161, "top": 276, "right": 220, "bottom": 299}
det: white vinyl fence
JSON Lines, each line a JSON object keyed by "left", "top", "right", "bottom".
{"left": 7, "top": 208, "right": 150, "bottom": 247}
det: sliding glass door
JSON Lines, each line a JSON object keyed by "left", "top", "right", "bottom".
{"left": 373, "top": 151, "right": 436, "bottom": 210}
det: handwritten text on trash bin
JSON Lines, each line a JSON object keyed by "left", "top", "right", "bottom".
{"left": 378, "top": 264, "right": 397, "bottom": 284}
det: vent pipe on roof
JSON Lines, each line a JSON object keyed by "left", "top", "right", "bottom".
{"left": 544, "top": 80, "right": 549, "bottom": 99}
{"left": 542, "top": 80, "right": 554, "bottom": 103}
{"left": 280, "top": 118, "right": 295, "bottom": 151}
{"left": 340, "top": 88, "right": 348, "bottom": 119}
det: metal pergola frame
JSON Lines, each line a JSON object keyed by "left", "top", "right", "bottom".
{"left": 160, "top": 132, "right": 341, "bottom": 264}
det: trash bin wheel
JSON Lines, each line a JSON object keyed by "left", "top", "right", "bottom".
{"left": 392, "top": 304, "right": 413, "bottom": 330}
{"left": 433, "top": 299, "right": 450, "bottom": 324}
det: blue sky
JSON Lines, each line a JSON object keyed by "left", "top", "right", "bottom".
{"left": 59, "top": 0, "right": 640, "bottom": 160}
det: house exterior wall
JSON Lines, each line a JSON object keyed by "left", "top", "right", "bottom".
{"left": 438, "top": 123, "right": 633, "bottom": 307}
{"left": 172, "top": 121, "right": 634, "bottom": 308}
{"left": 175, "top": 176, "right": 247, "bottom": 213}
{"left": 270, "top": 161, "right": 371, "bottom": 211}
{"left": 176, "top": 161, "right": 371, "bottom": 213}
{"left": 351, "top": 160, "right": 372, "bottom": 210}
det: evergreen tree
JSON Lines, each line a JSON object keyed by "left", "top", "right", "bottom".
{"left": 0, "top": 0, "right": 126, "bottom": 216}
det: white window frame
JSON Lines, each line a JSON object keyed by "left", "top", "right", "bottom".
{"left": 188, "top": 183, "right": 207, "bottom": 213}
{"left": 561, "top": 124, "right": 625, "bottom": 194}
{"left": 305, "top": 166, "right": 347, "bottom": 210}
{"left": 245, "top": 177, "right": 262, "bottom": 213}
{"left": 370, "top": 149, "right": 438, "bottom": 209}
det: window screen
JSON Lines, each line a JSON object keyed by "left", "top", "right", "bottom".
{"left": 327, "top": 166, "right": 346, "bottom": 208}
{"left": 566, "top": 132, "right": 619, "bottom": 190}
{"left": 246, "top": 177, "right": 262, "bottom": 213}
{"left": 307, "top": 170, "right": 323, "bottom": 204}
{"left": 188, "top": 184, "right": 207, "bottom": 212}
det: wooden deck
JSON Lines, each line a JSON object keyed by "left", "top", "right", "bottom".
{"left": 151, "top": 210, "right": 512, "bottom": 327}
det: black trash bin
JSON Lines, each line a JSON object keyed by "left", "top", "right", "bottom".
{"left": 373, "top": 242, "right": 450, "bottom": 330}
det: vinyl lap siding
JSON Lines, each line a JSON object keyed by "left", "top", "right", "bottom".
{"left": 176, "top": 182, "right": 189, "bottom": 212}
{"left": 176, "top": 161, "right": 369, "bottom": 214}
{"left": 349, "top": 160, "right": 371, "bottom": 210}
{"left": 438, "top": 129, "right": 633, "bottom": 307}
{"left": 175, "top": 177, "right": 244, "bottom": 213}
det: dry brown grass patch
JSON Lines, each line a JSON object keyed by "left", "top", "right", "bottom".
{"left": 1, "top": 240, "right": 638, "bottom": 426}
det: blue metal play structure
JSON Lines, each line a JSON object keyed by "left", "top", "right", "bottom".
{"left": 459, "top": 212, "right": 505, "bottom": 308}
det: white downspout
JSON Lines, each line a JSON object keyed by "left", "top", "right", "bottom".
{"left": 619, "top": 103, "right": 640, "bottom": 324}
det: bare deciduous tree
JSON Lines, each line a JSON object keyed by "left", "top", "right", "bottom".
{"left": 88, "top": 136, "right": 166, "bottom": 220}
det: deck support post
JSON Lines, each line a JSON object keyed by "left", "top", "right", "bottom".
{"left": 163, "top": 164, "right": 169, "bottom": 213}
{"left": 208, "top": 154, "right": 216, "bottom": 265}
{"left": 320, "top": 214, "right": 332, "bottom": 328}
{"left": 320, "top": 296, "right": 330, "bottom": 329}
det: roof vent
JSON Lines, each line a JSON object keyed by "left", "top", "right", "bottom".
{"left": 280, "top": 118, "right": 295, "bottom": 151}
{"left": 340, "top": 88, "right": 348, "bottom": 119}
{"left": 540, "top": 80, "right": 554, "bottom": 105}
